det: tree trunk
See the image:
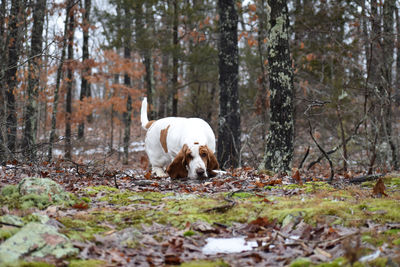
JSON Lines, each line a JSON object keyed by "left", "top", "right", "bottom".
{"left": 382, "top": 0, "right": 398, "bottom": 169}
{"left": 23, "top": 0, "right": 46, "bottom": 159}
{"left": 48, "top": 0, "right": 73, "bottom": 161}
{"left": 172, "top": 0, "right": 179, "bottom": 116}
{"left": 217, "top": 0, "right": 241, "bottom": 169}
{"left": 78, "top": 0, "right": 92, "bottom": 140}
{"left": 109, "top": 74, "right": 118, "bottom": 152}
{"left": 136, "top": 1, "right": 155, "bottom": 120}
{"left": 256, "top": 0, "right": 269, "bottom": 145}
{"left": 65, "top": 3, "right": 75, "bottom": 160}
{"left": 123, "top": 46, "right": 132, "bottom": 165}
{"left": 159, "top": 54, "right": 169, "bottom": 118}
{"left": 396, "top": 7, "right": 400, "bottom": 102}
{"left": 0, "top": 0, "right": 8, "bottom": 164}
{"left": 259, "top": 0, "right": 294, "bottom": 173}
{"left": 5, "top": 0, "right": 24, "bottom": 153}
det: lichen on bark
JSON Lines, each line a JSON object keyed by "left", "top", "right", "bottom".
{"left": 259, "top": 0, "right": 294, "bottom": 174}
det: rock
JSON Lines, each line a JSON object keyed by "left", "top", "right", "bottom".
{"left": 16, "top": 177, "right": 71, "bottom": 209}
{"left": 0, "top": 222, "right": 78, "bottom": 263}
{"left": 18, "top": 177, "right": 70, "bottom": 202}
{"left": 0, "top": 215, "right": 24, "bottom": 227}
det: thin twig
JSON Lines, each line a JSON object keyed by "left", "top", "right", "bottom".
{"left": 308, "top": 120, "right": 334, "bottom": 182}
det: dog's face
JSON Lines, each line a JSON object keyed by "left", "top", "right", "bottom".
{"left": 167, "top": 144, "right": 219, "bottom": 179}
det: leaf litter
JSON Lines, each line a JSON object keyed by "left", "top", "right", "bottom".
{"left": 0, "top": 161, "right": 400, "bottom": 266}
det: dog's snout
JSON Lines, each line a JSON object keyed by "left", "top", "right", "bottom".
{"left": 196, "top": 168, "right": 206, "bottom": 178}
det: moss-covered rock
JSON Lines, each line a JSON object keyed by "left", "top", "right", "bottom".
{"left": 0, "top": 215, "right": 24, "bottom": 227}
{"left": 18, "top": 177, "right": 70, "bottom": 202}
{"left": 0, "top": 178, "right": 74, "bottom": 210}
{"left": 0, "top": 222, "right": 78, "bottom": 263}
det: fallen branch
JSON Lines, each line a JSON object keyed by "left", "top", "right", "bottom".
{"left": 349, "top": 174, "right": 384, "bottom": 184}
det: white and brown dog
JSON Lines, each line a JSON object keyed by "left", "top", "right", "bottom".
{"left": 141, "top": 97, "right": 219, "bottom": 179}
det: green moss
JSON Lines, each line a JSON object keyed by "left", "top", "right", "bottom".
{"left": 84, "top": 185, "right": 119, "bottom": 194}
{"left": 68, "top": 259, "right": 105, "bottom": 267}
{"left": 80, "top": 197, "right": 91, "bottom": 203}
{"left": 289, "top": 257, "right": 312, "bottom": 267}
{"left": 315, "top": 257, "right": 347, "bottom": 267}
{"left": 183, "top": 230, "right": 196, "bottom": 237}
{"left": 94, "top": 187, "right": 173, "bottom": 206}
{"left": 1, "top": 185, "right": 19, "bottom": 197}
{"left": 58, "top": 217, "right": 110, "bottom": 241}
{"left": 20, "top": 194, "right": 53, "bottom": 210}
{"left": 362, "top": 176, "right": 400, "bottom": 188}
{"left": 0, "top": 185, "right": 21, "bottom": 209}
{"left": 393, "top": 238, "right": 400, "bottom": 245}
{"left": 0, "top": 181, "right": 75, "bottom": 211}
{"left": 0, "top": 261, "right": 55, "bottom": 267}
{"left": 0, "top": 227, "right": 19, "bottom": 241}
{"left": 368, "top": 257, "right": 388, "bottom": 267}
{"left": 304, "top": 182, "right": 335, "bottom": 193}
{"left": 180, "top": 260, "right": 229, "bottom": 267}
{"left": 231, "top": 192, "right": 254, "bottom": 198}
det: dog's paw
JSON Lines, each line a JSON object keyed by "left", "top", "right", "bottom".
{"left": 152, "top": 167, "right": 169, "bottom": 178}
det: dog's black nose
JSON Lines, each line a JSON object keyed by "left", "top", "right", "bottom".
{"left": 196, "top": 168, "right": 206, "bottom": 178}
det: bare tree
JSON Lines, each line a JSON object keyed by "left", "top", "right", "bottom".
{"left": 78, "top": 0, "right": 92, "bottom": 140}
{"left": 217, "top": 0, "right": 241, "bottom": 169}
{"left": 65, "top": 2, "right": 76, "bottom": 160}
{"left": 23, "top": 0, "right": 47, "bottom": 159}
{"left": 5, "top": 0, "right": 25, "bottom": 153}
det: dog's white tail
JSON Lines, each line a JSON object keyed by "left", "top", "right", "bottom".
{"left": 141, "top": 97, "right": 149, "bottom": 130}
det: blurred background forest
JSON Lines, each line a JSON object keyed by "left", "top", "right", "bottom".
{"left": 0, "top": 0, "right": 399, "bottom": 176}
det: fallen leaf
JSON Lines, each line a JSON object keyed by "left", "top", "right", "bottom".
{"left": 292, "top": 169, "right": 302, "bottom": 185}
{"left": 372, "top": 178, "right": 387, "bottom": 197}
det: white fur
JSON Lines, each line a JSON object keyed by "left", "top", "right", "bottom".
{"left": 141, "top": 98, "right": 216, "bottom": 179}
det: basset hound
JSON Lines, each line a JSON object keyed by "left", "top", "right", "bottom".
{"left": 141, "top": 97, "right": 219, "bottom": 179}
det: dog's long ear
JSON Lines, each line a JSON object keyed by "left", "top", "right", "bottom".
{"left": 206, "top": 146, "right": 219, "bottom": 177}
{"left": 167, "top": 144, "right": 189, "bottom": 178}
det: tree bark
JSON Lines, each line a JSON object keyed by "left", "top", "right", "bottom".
{"left": 172, "top": 0, "right": 179, "bottom": 116}
{"left": 64, "top": 3, "right": 76, "bottom": 160}
{"left": 382, "top": 0, "right": 398, "bottom": 169}
{"left": 123, "top": 38, "right": 132, "bottom": 164}
{"left": 256, "top": 0, "right": 269, "bottom": 145}
{"left": 0, "top": 0, "right": 8, "bottom": 163}
{"left": 78, "top": 0, "right": 92, "bottom": 140}
{"left": 136, "top": 1, "right": 155, "bottom": 120}
{"left": 23, "top": 0, "right": 46, "bottom": 159}
{"left": 217, "top": 0, "right": 241, "bottom": 169}
{"left": 5, "top": 0, "right": 25, "bottom": 153}
{"left": 259, "top": 0, "right": 294, "bottom": 173}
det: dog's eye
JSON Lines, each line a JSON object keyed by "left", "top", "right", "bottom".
{"left": 201, "top": 153, "right": 207, "bottom": 158}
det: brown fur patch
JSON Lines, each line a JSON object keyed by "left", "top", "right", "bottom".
{"left": 145, "top": 120, "right": 156, "bottom": 129}
{"left": 160, "top": 125, "right": 170, "bottom": 153}
{"left": 167, "top": 144, "right": 190, "bottom": 178}
{"left": 199, "top": 145, "right": 219, "bottom": 177}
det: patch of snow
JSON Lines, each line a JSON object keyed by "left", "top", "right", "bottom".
{"left": 202, "top": 237, "right": 260, "bottom": 255}
{"left": 359, "top": 249, "right": 381, "bottom": 262}
{"left": 118, "top": 141, "right": 145, "bottom": 153}
{"left": 52, "top": 149, "right": 64, "bottom": 156}
{"left": 212, "top": 170, "right": 228, "bottom": 175}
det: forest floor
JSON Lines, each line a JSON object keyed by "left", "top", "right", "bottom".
{"left": 0, "top": 157, "right": 400, "bottom": 267}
